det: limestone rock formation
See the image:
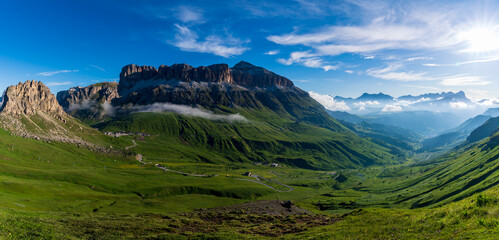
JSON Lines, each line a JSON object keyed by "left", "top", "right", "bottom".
{"left": 58, "top": 61, "right": 341, "bottom": 131}
{"left": 57, "top": 82, "right": 119, "bottom": 110}
{"left": 118, "top": 61, "right": 293, "bottom": 94}
{"left": 0, "top": 80, "right": 67, "bottom": 122}
{"left": 56, "top": 82, "right": 119, "bottom": 119}
{"left": 0, "top": 80, "right": 102, "bottom": 146}
{"left": 231, "top": 61, "right": 294, "bottom": 88}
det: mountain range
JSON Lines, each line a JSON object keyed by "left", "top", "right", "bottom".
{"left": 0, "top": 61, "right": 498, "bottom": 238}
{"left": 51, "top": 61, "right": 403, "bottom": 169}
{"left": 329, "top": 91, "right": 496, "bottom": 119}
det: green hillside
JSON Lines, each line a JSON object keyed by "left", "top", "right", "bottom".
{"left": 93, "top": 109, "right": 400, "bottom": 170}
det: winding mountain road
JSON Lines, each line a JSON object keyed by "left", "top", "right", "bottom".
{"left": 125, "top": 140, "right": 138, "bottom": 150}
{"left": 125, "top": 140, "right": 293, "bottom": 192}
{"left": 234, "top": 174, "right": 294, "bottom": 192}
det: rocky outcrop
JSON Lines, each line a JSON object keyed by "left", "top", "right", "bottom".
{"left": 231, "top": 61, "right": 294, "bottom": 88}
{"left": 0, "top": 80, "right": 67, "bottom": 122}
{"left": 56, "top": 82, "right": 120, "bottom": 120}
{"left": 118, "top": 61, "right": 293, "bottom": 94}
{"left": 0, "top": 80, "right": 111, "bottom": 149}
{"left": 57, "top": 82, "right": 119, "bottom": 109}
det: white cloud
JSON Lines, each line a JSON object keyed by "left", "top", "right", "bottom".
{"left": 266, "top": 4, "right": 471, "bottom": 70}
{"left": 308, "top": 91, "right": 350, "bottom": 111}
{"left": 171, "top": 24, "right": 249, "bottom": 57}
{"left": 345, "top": 70, "right": 354, "bottom": 74}
{"left": 449, "top": 101, "right": 471, "bottom": 109}
{"left": 175, "top": 6, "right": 204, "bottom": 23}
{"left": 399, "top": 84, "right": 440, "bottom": 91}
{"left": 366, "top": 64, "right": 432, "bottom": 81}
{"left": 381, "top": 104, "right": 403, "bottom": 112}
{"left": 264, "top": 50, "right": 280, "bottom": 55}
{"left": 407, "top": 56, "right": 433, "bottom": 61}
{"left": 90, "top": 65, "right": 105, "bottom": 72}
{"left": 440, "top": 75, "right": 490, "bottom": 86}
{"left": 424, "top": 55, "right": 499, "bottom": 67}
{"left": 476, "top": 99, "right": 499, "bottom": 106}
{"left": 46, "top": 81, "right": 72, "bottom": 86}
{"left": 131, "top": 103, "right": 248, "bottom": 122}
{"left": 36, "top": 70, "right": 79, "bottom": 77}
{"left": 268, "top": 17, "right": 460, "bottom": 55}
{"left": 353, "top": 101, "right": 380, "bottom": 107}
{"left": 277, "top": 51, "right": 339, "bottom": 71}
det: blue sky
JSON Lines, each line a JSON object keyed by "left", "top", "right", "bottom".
{"left": 1, "top": 0, "right": 499, "bottom": 101}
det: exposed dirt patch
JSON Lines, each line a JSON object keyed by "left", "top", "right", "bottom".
{"left": 59, "top": 201, "right": 341, "bottom": 238}
{"left": 177, "top": 200, "right": 341, "bottom": 237}
{"left": 193, "top": 200, "right": 310, "bottom": 216}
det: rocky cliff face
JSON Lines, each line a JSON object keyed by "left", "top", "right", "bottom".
{"left": 231, "top": 61, "right": 294, "bottom": 88}
{"left": 59, "top": 61, "right": 340, "bottom": 131}
{"left": 56, "top": 82, "right": 120, "bottom": 120}
{"left": 118, "top": 61, "right": 293, "bottom": 93}
{"left": 57, "top": 82, "right": 119, "bottom": 110}
{"left": 0, "top": 80, "right": 104, "bottom": 146}
{"left": 0, "top": 80, "right": 67, "bottom": 122}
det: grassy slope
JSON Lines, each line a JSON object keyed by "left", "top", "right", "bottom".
{"left": 94, "top": 109, "right": 400, "bottom": 170}
{"left": 1, "top": 179, "right": 498, "bottom": 239}
{"left": 1, "top": 105, "right": 498, "bottom": 238}
{"left": 0, "top": 128, "right": 274, "bottom": 215}
{"left": 385, "top": 131, "right": 499, "bottom": 208}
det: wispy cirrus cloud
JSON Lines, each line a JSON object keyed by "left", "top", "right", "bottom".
{"left": 90, "top": 65, "right": 105, "bottom": 72}
{"left": 138, "top": 4, "right": 205, "bottom": 24}
{"left": 440, "top": 75, "right": 490, "bottom": 86}
{"left": 424, "top": 55, "right": 499, "bottom": 67}
{"left": 46, "top": 81, "right": 72, "bottom": 86}
{"left": 366, "top": 64, "right": 432, "bottom": 82}
{"left": 400, "top": 84, "right": 440, "bottom": 91}
{"left": 267, "top": 2, "right": 466, "bottom": 70}
{"left": 277, "top": 51, "right": 339, "bottom": 71}
{"left": 171, "top": 24, "right": 249, "bottom": 57}
{"left": 36, "top": 69, "right": 79, "bottom": 76}
{"left": 175, "top": 6, "right": 205, "bottom": 24}
{"left": 407, "top": 56, "right": 433, "bottom": 61}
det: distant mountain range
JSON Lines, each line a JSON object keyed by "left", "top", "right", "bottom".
{"left": 324, "top": 91, "right": 499, "bottom": 120}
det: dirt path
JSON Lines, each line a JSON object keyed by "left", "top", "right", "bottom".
{"left": 125, "top": 140, "right": 138, "bottom": 150}
{"left": 154, "top": 163, "right": 215, "bottom": 177}
{"left": 234, "top": 174, "right": 294, "bottom": 192}
{"left": 128, "top": 140, "right": 292, "bottom": 191}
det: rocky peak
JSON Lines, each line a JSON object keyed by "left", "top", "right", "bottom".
{"left": 357, "top": 92, "right": 394, "bottom": 101}
{"left": 232, "top": 61, "right": 256, "bottom": 70}
{"left": 119, "top": 64, "right": 158, "bottom": 89}
{"left": 231, "top": 61, "right": 294, "bottom": 88}
{"left": 0, "top": 80, "right": 67, "bottom": 121}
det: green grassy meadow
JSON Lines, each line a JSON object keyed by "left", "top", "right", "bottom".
{"left": 0, "top": 112, "right": 498, "bottom": 239}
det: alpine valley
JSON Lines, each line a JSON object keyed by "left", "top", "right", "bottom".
{"left": 0, "top": 60, "right": 497, "bottom": 239}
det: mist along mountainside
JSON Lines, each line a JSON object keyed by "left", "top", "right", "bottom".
{"left": 0, "top": 62, "right": 498, "bottom": 239}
